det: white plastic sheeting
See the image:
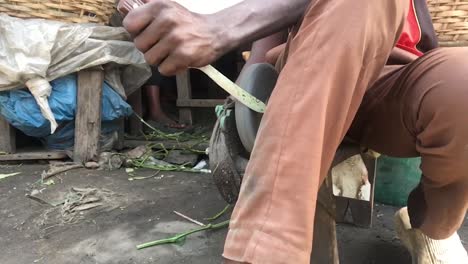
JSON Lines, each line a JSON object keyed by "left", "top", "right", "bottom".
{"left": 0, "top": 14, "right": 150, "bottom": 133}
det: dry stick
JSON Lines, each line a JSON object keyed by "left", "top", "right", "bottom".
{"left": 25, "top": 194, "right": 53, "bottom": 206}
{"left": 173, "top": 211, "right": 205, "bottom": 227}
{"left": 41, "top": 164, "right": 83, "bottom": 180}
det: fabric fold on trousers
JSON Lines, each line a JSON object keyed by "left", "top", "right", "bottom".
{"left": 223, "top": 0, "right": 409, "bottom": 263}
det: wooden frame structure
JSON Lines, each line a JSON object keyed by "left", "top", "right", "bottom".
{"left": 176, "top": 70, "right": 225, "bottom": 125}
{"left": 0, "top": 68, "right": 121, "bottom": 163}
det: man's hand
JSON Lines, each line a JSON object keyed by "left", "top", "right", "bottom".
{"left": 123, "top": 0, "right": 309, "bottom": 75}
{"left": 123, "top": 0, "right": 227, "bottom": 76}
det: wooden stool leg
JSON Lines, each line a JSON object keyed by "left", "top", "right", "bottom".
{"left": 0, "top": 116, "right": 15, "bottom": 154}
{"left": 311, "top": 176, "right": 340, "bottom": 264}
{"left": 128, "top": 87, "right": 143, "bottom": 136}
{"left": 114, "top": 118, "right": 125, "bottom": 151}
{"left": 73, "top": 68, "right": 103, "bottom": 163}
{"left": 176, "top": 70, "right": 193, "bottom": 125}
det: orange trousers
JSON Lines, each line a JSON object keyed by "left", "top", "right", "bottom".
{"left": 223, "top": 0, "right": 468, "bottom": 263}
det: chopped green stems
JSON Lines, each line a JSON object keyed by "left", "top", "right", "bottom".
{"left": 204, "top": 204, "right": 231, "bottom": 221}
{"left": 133, "top": 113, "right": 208, "bottom": 142}
{"left": 133, "top": 161, "right": 202, "bottom": 173}
{"left": 136, "top": 220, "right": 230, "bottom": 250}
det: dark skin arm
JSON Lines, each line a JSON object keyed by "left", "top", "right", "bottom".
{"left": 238, "top": 31, "right": 288, "bottom": 83}
{"left": 123, "top": 0, "right": 310, "bottom": 76}
{"left": 243, "top": 31, "right": 288, "bottom": 67}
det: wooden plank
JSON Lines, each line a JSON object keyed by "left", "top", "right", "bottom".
{"left": 127, "top": 87, "right": 143, "bottom": 136}
{"left": 176, "top": 70, "right": 193, "bottom": 125}
{"left": 73, "top": 68, "right": 104, "bottom": 163}
{"left": 176, "top": 99, "right": 225, "bottom": 108}
{"left": 0, "top": 116, "right": 16, "bottom": 153}
{"left": 0, "top": 151, "right": 67, "bottom": 161}
{"left": 311, "top": 175, "right": 339, "bottom": 264}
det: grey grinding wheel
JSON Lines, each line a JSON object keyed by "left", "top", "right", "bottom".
{"left": 235, "top": 63, "right": 278, "bottom": 153}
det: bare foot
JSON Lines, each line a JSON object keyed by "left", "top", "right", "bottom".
{"left": 148, "top": 113, "right": 187, "bottom": 129}
{"left": 149, "top": 112, "right": 177, "bottom": 126}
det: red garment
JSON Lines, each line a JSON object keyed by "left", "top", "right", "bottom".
{"left": 397, "top": 0, "right": 438, "bottom": 56}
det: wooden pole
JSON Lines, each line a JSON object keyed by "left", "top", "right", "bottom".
{"left": 73, "top": 68, "right": 104, "bottom": 163}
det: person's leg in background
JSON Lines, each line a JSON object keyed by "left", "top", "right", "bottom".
{"left": 223, "top": 0, "right": 408, "bottom": 263}
{"left": 144, "top": 84, "right": 176, "bottom": 125}
{"left": 349, "top": 48, "right": 468, "bottom": 263}
{"left": 144, "top": 67, "right": 186, "bottom": 128}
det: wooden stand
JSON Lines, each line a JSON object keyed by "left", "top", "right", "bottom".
{"left": 0, "top": 68, "right": 110, "bottom": 163}
{"left": 0, "top": 94, "right": 67, "bottom": 161}
{"left": 0, "top": 115, "right": 15, "bottom": 154}
{"left": 310, "top": 145, "right": 377, "bottom": 262}
{"left": 176, "top": 70, "right": 225, "bottom": 126}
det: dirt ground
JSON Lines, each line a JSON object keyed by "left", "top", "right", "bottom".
{"left": 0, "top": 164, "right": 466, "bottom": 264}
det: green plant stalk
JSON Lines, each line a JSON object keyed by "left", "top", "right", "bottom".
{"left": 136, "top": 220, "right": 230, "bottom": 250}
{"left": 131, "top": 159, "right": 202, "bottom": 173}
{"left": 136, "top": 163, "right": 201, "bottom": 173}
{"left": 136, "top": 154, "right": 151, "bottom": 167}
{"left": 204, "top": 204, "right": 231, "bottom": 221}
{"left": 134, "top": 113, "right": 185, "bottom": 141}
{"left": 134, "top": 113, "right": 209, "bottom": 143}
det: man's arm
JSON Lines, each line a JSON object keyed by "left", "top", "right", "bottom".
{"left": 209, "top": 0, "right": 308, "bottom": 51}
{"left": 123, "top": 0, "right": 310, "bottom": 75}
{"left": 244, "top": 31, "right": 288, "bottom": 66}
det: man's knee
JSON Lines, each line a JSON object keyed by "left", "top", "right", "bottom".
{"left": 408, "top": 48, "right": 468, "bottom": 186}
{"left": 413, "top": 48, "right": 468, "bottom": 121}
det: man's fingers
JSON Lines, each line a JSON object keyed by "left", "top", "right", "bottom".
{"left": 134, "top": 20, "right": 167, "bottom": 53}
{"left": 143, "top": 37, "right": 172, "bottom": 65}
{"left": 158, "top": 53, "right": 187, "bottom": 76}
{"left": 123, "top": 2, "right": 160, "bottom": 37}
{"left": 123, "top": 0, "right": 220, "bottom": 75}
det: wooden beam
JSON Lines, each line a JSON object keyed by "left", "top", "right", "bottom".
{"left": 0, "top": 116, "right": 15, "bottom": 154}
{"left": 176, "top": 70, "right": 193, "bottom": 125}
{"left": 176, "top": 99, "right": 226, "bottom": 108}
{"left": 0, "top": 151, "right": 67, "bottom": 161}
{"left": 73, "top": 68, "right": 104, "bottom": 163}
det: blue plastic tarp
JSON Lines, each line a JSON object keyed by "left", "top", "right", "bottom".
{"left": 0, "top": 73, "right": 132, "bottom": 138}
